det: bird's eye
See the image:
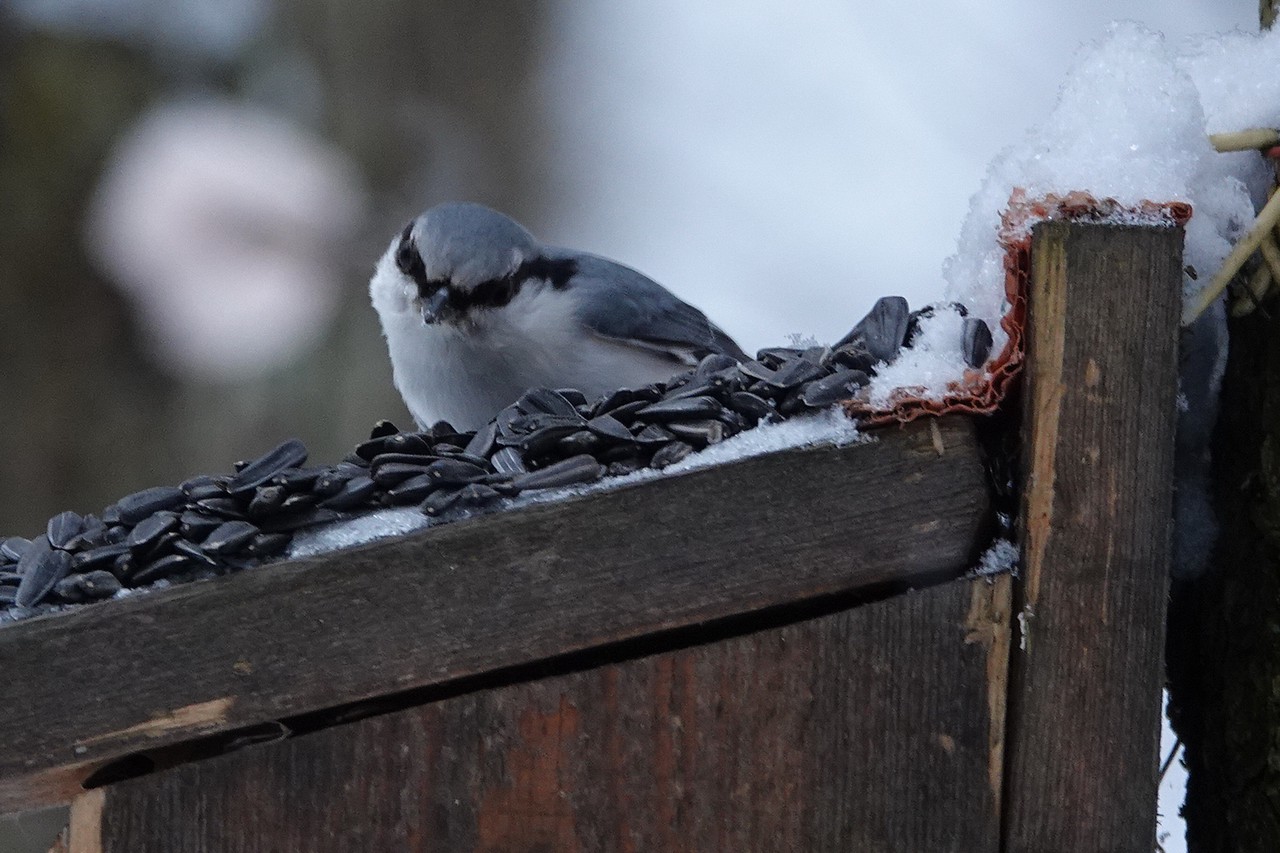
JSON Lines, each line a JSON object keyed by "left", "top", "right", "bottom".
{"left": 394, "top": 223, "right": 423, "bottom": 280}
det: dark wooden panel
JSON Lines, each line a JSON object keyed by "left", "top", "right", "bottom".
{"left": 0, "top": 417, "right": 990, "bottom": 813}
{"left": 86, "top": 576, "right": 1012, "bottom": 853}
{"left": 1005, "top": 222, "right": 1180, "bottom": 851}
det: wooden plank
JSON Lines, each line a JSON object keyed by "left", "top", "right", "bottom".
{"left": 1005, "top": 222, "right": 1181, "bottom": 851}
{"left": 0, "top": 417, "right": 990, "bottom": 813}
{"left": 84, "top": 575, "right": 1012, "bottom": 853}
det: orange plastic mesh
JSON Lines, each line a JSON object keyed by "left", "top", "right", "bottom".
{"left": 843, "top": 190, "right": 1192, "bottom": 428}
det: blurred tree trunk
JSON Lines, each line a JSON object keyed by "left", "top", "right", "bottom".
{"left": 0, "top": 2, "right": 549, "bottom": 537}
{"left": 1172, "top": 300, "right": 1280, "bottom": 852}
{"left": 1169, "top": 14, "right": 1280, "bottom": 852}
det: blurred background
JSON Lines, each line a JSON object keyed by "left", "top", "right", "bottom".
{"left": 0, "top": 0, "right": 1259, "bottom": 845}
{"left": 0, "top": 0, "right": 1255, "bottom": 538}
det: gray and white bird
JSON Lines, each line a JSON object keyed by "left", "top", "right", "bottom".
{"left": 370, "top": 202, "right": 747, "bottom": 431}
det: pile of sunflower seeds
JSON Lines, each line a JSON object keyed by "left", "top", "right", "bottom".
{"left": 0, "top": 297, "right": 991, "bottom": 616}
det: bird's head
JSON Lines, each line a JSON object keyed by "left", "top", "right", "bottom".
{"left": 375, "top": 202, "right": 539, "bottom": 325}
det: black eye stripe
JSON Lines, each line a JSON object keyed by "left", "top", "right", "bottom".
{"left": 394, "top": 224, "right": 433, "bottom": 293}
{"left": 444, "top": 257, "right": 580, "bottom": 316}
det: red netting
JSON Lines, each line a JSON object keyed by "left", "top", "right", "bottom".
{"left": 844, "top": 190, "right": 1193, "bottom": 428}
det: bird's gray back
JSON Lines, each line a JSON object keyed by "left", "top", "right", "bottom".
{"left": 553, "top": 249, "right": 747, "bottom": 361}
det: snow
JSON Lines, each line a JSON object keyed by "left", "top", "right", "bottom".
{"left": 1159, "top": 690, "right": 1189, "bottom": 852}
{"left": 947, "top": 23, "right": 1274, "bottom": 328}
{"left": 970, "top": 538, "right": 1019, "bottom": 579}
{"left": 847, "top": 22, "right": 1279, "bottom": 411}
{"left": 866, "top": 305, "right": 967, "bottom": 407}
{"left": 289, "top": 508, "right": 431, "bottom": 559}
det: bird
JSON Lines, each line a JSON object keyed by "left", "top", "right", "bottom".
{"left": 369, "top": 202, "right": 747, "bottom": 431}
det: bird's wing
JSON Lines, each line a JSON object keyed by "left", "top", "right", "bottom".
{"left": 557, "top": 251, "right": 748, "bottom": 364}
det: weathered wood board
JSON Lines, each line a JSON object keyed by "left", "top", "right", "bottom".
{"left": 1005, "top": 221, "right": 1181, "bottom": 851}
{"left": 77, "top": 575, "right": 1012, "bottom": 853}
{"left": 0, "top": 417, "right": 991, "bottom": 813}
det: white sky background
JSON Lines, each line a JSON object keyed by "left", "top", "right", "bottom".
{"left": 538, "top": 0, "right": 1257, "bottom": 353}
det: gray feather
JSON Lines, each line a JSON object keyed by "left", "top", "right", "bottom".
{"left": 556, "top": 250, "right": 748, "bottom": 362}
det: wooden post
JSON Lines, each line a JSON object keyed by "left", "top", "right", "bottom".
{"left": 1004, "top": 221, "right": 1182, "bottom": 851}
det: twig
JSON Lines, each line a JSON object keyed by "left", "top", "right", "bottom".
{"left": 1209, "top": 128, "right": 1280, "bottom": 152}
{"left": 1185, "top": 189, "right": 1280, "bottom": 324}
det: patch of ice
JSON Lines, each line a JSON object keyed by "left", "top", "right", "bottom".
{"left": 971, "top": 538, "right": 1019, "bottom": 579}
{"left": 287, "top": 508, "right": 432, "bottom": 559}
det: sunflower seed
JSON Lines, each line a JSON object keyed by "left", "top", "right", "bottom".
{"left": 245, "top": 533, "right": 291, "bottom": 558}
{"left": 57, "top": 570, "right": 121, "bottom": 602}
{"left": 312, "top": 468, "right": 353, "bottom": 497}
{"left": 194, "top": 497, "right": 246, "bottom": 518}
{"left": 766, "top": 357, "right": 826, "bottom": 390}
{"left": 696, "top": 352, "right": 740, "bottom": 377}
{"left": 738, "top": 360, "right": 779, "bottom": 383}
{"left": 800, "top": 369, "right": 871, "bottom": 408}
{"left": 46, "top": 511, "right": 84, "bottom": 550}
{"left": 833, "top": 296, "right": 910, "bottom": 364}
{"left": 178, "top": 511, "right": 223, "bottom": 540}
{"left": 633, "top": 423, "right": 676, "bottom": 445}
{"left": 382, "top": 432, "right": 435, "bottom": 455}
{"left": 455, "top": 483, "right": 501, "bottom": 507}
{"left": 511, "top": 455, "right": 604, "bottom": 491}
{"left": 420, "top": 487, "right": 462, "bottom": 517}
{"left": 606, "top": 459, "right": 643, "bottom": 477}
{"left": 272, "top": 467, "right": 324, "bottom": 491}
{"left": 127, "top": 511, "right": 179, "bottom": 551}
{"left": 116, "top": 486, "right": 186, "bottom": 525}
{"left": 635, "top": 396, "right": 723, "bottom": 422}
{"left": 754, "top": 347, "right": 805, "bottom": 368}
{"left": 65, "top": 516, "right": 107, "bottom": 551}
{"left": 555, "top": 430, "right": 600, "bottom": 456}
{"left": 384, "top": 473, "right": 438, "bottom": 503}
{"left": 464, "top": 421, "right": 499, "bottom": 458}
{"left": 173, "top": 538, "right": 219, "bottom": 566}
{"left": 598, "top": 399, "right": 650, "bottom": 424}
{"left": 728, "top": 391, "right": 774, "bottom": 422}
{"left": 1, "top": 537, "right": 31, "bottom": 562}
{"left": 668, "top": 419, "right": 725, "bottom": 447}
{"left": 247, "top": 485, "right": 288, "bottom": 518}
{"left": 130, "top": 554, "right": 197, "bottom": 586}
{"left": 259, "top": 507, "right": 344, "bottom": 533}
{"left": 585, "top": 414, "right": 635, "bottom": 443}
{"left": 227, "top": 439, "right": 308, "bottom": 495}
{"left": 15, "top": 536, "right": 72, "bottom": 607}
{"left": 650, "top": 441, "right": 695, "bottom": 469}
{"left": 490, "top": 447, "right": 527, "bottom": 475}
{"left": 202, "top": 521, "right": 260, "bottom": 555}
{"left": 319, "top": 476, "right": 377, "bottom": 510}
{"left": 370, "top": 461, "right": 432, "bottom": 488}
{"left": 516, "top": 388, "right": 581, "bottom": 419}
{"left": 368, "top": 420, "right": 400, "bottom": 439}
{"left": 962, "top": 317, "right": 993, "bottom": 368}
{"left": 554, "top": 388, "right": 590, "bottom": 408}
{"left": 592, "top": 386, "right": 661, "bottom": 417}
{"left": 425, "top": 458, "right": 490, "bottom": 485}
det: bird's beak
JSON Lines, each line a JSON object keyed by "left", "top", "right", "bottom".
{"left": 420, "top": 287, "right": 450, "bottom": 325}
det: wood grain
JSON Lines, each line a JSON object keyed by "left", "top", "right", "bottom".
{"left": 1005, "top": 221, "right": 1181, "bottom": 851}
{"left": 0, "top": 417, "right": 991, "bottom": 813}
{"left": 86, "top": 576, "right": 1011, "bottom": 853}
